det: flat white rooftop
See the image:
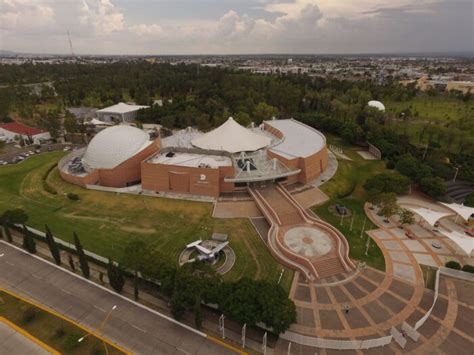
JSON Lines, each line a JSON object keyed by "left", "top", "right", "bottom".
{"left": 97, "top": 102, "right": 149, "bottom": 114}
{"left": 149, "top": 152, "right": 232, "bottom": 169}
{"left": 265, "top": 119, "right": 326, "bottom": 159}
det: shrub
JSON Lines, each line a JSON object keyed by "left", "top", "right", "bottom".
{"left": 67, "top": 192, "right": 80, "bottom": 201}
{"left": 63, "top": 332, "right": 82, "bottom": 352}
{"left": 55, "top": 327, "right": 66, "bottom": 338}
{"left": 21, "top": 307, "right": 38, "bottom": 324}
{"left": 445, "top": 260, "right": 461, "bottom": 270}
{"left": 461, "top": 264, "right": 474, "bottom": 273}
{"left": 420, "top": 177, "right": 446, "bottom": 199}
{"left": 42, "top": 163, "right": 58, "bottom": 195}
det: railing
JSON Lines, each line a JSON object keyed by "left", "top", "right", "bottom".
{"left": 280, "top": 331, "right": 392, "bottom": 350}
{"left": 276, "top": 183, "right": 356, "bottom": 272}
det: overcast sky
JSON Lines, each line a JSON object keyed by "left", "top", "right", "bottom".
{"left": 0, "top": 0, "right": 472, "bottom": 55}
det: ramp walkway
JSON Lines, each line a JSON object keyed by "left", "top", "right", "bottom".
{"left": 249, "top": 183, "right": 355, "bottom": 280}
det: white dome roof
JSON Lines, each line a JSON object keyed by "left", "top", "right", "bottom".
{"left": 368, "top": 100, "right": 385, "bottom": 112}
{"left": 83, "top": 125, "right": 151, "bottom": 169}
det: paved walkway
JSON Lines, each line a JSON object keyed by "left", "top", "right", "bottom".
{"left": 274, "top": 196, "right": 474, "bottom": 354}
{"left": 0, "top": 242, "right": 237, "bottom": 355}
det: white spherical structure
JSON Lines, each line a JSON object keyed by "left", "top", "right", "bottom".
{"left": 368, "top": 100, "right": 385, "bottom": 112}
{"left": 83, "top": 125, "right": 150, "bottom": 170}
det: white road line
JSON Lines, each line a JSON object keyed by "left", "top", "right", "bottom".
{"left": 31, "top": 274, "right": 42, "bottom": 280}
{"left": 132, "top": 324, "right": 147, "bottom": 333}
{"left": 61, "top": 289, "right": 72, "bottom": 295}
{"left": 94, "top": 305, "right": 106, "bottom": 312}
{"left": 177, "top": 347, "right": 190, "bottom": 355}
{"left": 0, "top": 240, "right": 208, "bottom": 338}
{"left": 0, "top": 253, "right": 4, "bottom": 257}
{"left": 5, "top": 261, "right": 14, "bottom": 266}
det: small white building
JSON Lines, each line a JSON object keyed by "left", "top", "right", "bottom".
{"left": 0, "top": 122, "right": 51, "bottom": 144}
{"left": 97, "top": 102, "right": 149, "bottom": 123}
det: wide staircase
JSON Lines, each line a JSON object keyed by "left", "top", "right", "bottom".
{"left": 249, "top": 184, "right": 355, "bottom": 281}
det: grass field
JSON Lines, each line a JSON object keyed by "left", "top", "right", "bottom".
{"left": 384, "top": 96, "right": 473, "bottom": 122}
{"left": 0, "top": 152, "right": 293, "bottom": 292}
{"left": 313, "top": 141, "right": 388, "bottom": 271}
{"left": 0, "top": 290, "right": 124, "bottom": 354}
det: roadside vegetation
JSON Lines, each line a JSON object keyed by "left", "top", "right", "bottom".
{"left": 0, "top": 290, "right": 124, "bottom": 354}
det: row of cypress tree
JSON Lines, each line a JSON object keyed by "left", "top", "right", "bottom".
{"left": 1, "top": 221, "right": 126, "bottom": 294}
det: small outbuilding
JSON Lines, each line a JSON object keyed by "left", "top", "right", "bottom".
{"left": 97, "top": 102, "right": 149, "bottom": 123}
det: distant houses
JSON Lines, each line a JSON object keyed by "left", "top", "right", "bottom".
{"left": 0, "top": 122, "right": 51, "bottom": 144}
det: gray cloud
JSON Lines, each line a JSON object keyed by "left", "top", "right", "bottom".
{"left": 0, "top": 0, "right": 471, "bottom": 54}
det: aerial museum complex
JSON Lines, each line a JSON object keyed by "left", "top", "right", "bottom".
{"left": 59, "top": 117, "right": 328, "bottom": 197}
{"left": 46, "top": 104, "right": 474, "bottom": 353}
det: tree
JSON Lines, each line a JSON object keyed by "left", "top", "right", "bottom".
{"left": 465, "top": 193, "right": 474, "bottom": 207}
{"left": 22, "top": 224, "right": 36, "bottom": 254}
{"left": 45, "top": 224, "right": 61, "bottom": 265}
{"left": 398, "top": 209, "right": 415, "bottom": 228}
{"left": 63, "top": 116, "right": 78, "bottom": 135}
{"left": 420, "top": 177, "right": 446, "bottom": 199}
{"left": 364, "top": 173, "right": 410, "bottom": 195}
{"left": 371, "top": 192, "right": 399, "bottom": 222}
{"left": 107, "top": 258, "right": 125, "bottom": 293}
{"left": 253, "top": 102, "right": 279, "bottom": 123}
{"left": 122, "top": 240, "right": 147, "bottom": 300}
{"left": 1, "top": 209, "right": 29, "bottom": 225}
{"left": 395, "top": 154, "right": 432, "bottom": 182}
{"left": 73, "top": 232, "right": 90, "bottom": 278}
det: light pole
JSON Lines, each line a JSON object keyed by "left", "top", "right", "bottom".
{"left": 365, "top": 236, "right": 371, "bottom": 256}
{"left": 350, "top": 212, "right": 355, "bottom": 231}
{"left": 360, "top": 216, "right": 367, "bottom": 239}
{"left": 78, "top": 305, "right": 117, "bottom": 355}
{"left": 452, "top": 167, "right": 459, "bottom": 182}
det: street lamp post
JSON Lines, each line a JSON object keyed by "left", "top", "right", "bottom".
{"left": 453, "top": 167, "right": 459, "bottom": 182}
{"left": 78, "top": 305, "right": 117, "bottom": 355}
{"left": 360, "top": 216, "right": 367, "bottom": 239}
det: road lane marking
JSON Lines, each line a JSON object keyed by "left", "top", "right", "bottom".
{"left": 0, "top": 253, "right": 4, "bottom": 257}
{"left": 132, "top": 324, "right": 147, "bottom": 333}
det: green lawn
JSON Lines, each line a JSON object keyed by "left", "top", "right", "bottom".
{"left": 313, "top": 147, "right": 389, "bottom": 271}
{"left": 0, "top": 152, "right": 293, "bottom": 291}
{"left": 0, "top": 290, "right": 124, "bottom": 354}
{"left": 384, "top": 96, "right": 473, "bottom": 122}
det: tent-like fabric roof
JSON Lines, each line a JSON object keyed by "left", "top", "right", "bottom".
{"left": 191, "top": 117, "right": 271, "bottom": 153}
{"left": 439, "top": 230, "right": 474, "bottom": 255}
{"left": 440, "top": 202, "right": 474, "bottom": 222}
{"left": 409, "top": 207, "right": 453, "bottom": 227}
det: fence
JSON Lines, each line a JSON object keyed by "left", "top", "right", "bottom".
{"left": 367, "top": 142, "right": 382, "bottom": 160}
{"left": 280, "top": 331, "right": 392, "bottom": 350}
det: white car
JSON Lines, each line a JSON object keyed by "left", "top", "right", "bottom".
{"left": 63, "top": 146, "right": 71, "bottom": 151}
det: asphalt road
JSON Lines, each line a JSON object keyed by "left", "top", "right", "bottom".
{"left": 0, "top": 242, "right": 236, "bottom": 355}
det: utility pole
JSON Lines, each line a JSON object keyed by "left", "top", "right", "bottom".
{"left": 365, "top": 236, "right": 371, "bottom": 256}
{"left": 262, "top": 332, "right": 267, "bottom": 355}
{"left": 242, "top": 323, "right": 246, "bottom": 348}
{"left": 350, "top": 212, "right": 355, "bottom": 231}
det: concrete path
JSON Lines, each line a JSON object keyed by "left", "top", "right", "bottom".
{"left": 0, "top": 242, "right": 237, "bottom": 355}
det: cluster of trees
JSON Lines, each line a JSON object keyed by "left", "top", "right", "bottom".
{"left": 0, "top": 62, "right": 471, "bottom": 185}
{"left": 0, "top": 212, "right": 295, "bottom": 335}
{"left": 118, "top": 240, "right": 295, "bottom": 333}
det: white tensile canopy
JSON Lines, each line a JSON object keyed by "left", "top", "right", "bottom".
{"left": 191, "top": 117, "right": 271, "bottom": 154}
{"left": 409, "top": 207, "right": 453, "bottom": 227}
{"left": 439, "top": 230, "right": 474, "bottom": 255}
{"left": 440, "top": 202, "right": 474, "bottom": 222}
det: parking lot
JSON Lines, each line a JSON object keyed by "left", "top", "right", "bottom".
{"left": 0, "top": 142, "right": 84, "bottom": 166}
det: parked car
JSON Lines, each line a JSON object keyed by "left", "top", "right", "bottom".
{"left": 63, "top": 146, "right": 71, "bottom": 151}
{"left": 0, "top": 160, "right": 7, "bottom": 165}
